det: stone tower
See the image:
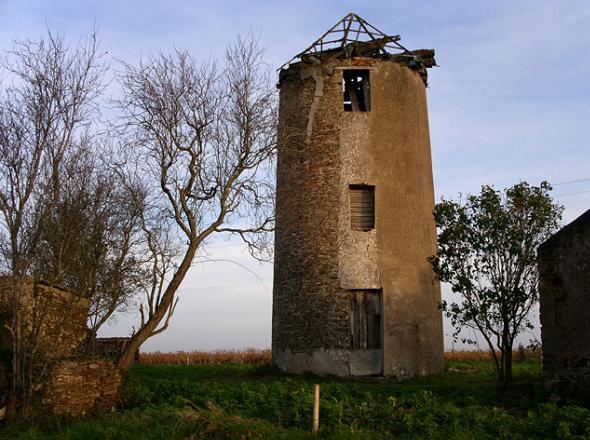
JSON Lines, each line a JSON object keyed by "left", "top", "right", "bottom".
{"left": 272, "top": 13, "right": 444, "bottom": 378}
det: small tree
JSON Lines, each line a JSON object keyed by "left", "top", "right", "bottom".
{"left": 430, "top": 182, "right": 562, "bottom": 383}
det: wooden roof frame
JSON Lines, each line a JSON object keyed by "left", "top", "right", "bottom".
{"left": 280, "top": 13, "right": 412, "bottom": 70}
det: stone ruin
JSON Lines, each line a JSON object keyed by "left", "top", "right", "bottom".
{"left": 0, "top": 277, "right": 122, "bottom": 416}
{"left": 272, "top": 13, "right": 444, "bottom": 378}
{"left": 538, "top": 208, "right": 590, "bottom": 393}
{"left": 42, "top": 359, "right": 121, "bottom": 417}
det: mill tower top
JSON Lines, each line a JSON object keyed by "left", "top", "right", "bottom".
{"left": 279, "top": 13, "right": 436, "bottom": 84}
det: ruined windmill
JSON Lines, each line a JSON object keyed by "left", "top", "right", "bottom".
{"left": 272, "top": 13, "right": 444, "bottom": 377}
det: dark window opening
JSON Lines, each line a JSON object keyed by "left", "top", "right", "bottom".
{"left": 343, "top": 69, "right": 371, "bottom": 112}
{"left": 349, "top": 184, "right": 375, "bottom": 231}
{"left": 350, "top": 290, "right": 382, "bottom": 350}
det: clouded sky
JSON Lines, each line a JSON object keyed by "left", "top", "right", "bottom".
{"left": 1, "top": 0, "right": 589, "bottom": 351}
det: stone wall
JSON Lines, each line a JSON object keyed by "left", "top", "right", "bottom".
{"left": 0, "top": 278, "right": 124, "bottom": 416}
{"left": 42, "top": 359, "right": 122, "bottom": 416}
{"left": 272, "top": 54, "right": 444, "bottom": 378}
{"left": 539, "top": 208, "right": 590, "bottom": 389}
{"left": 273, "top": 59, "right": 350, "bottom": 376}
{"left": 0, "top": 277, "right": 90, "bottom": 359}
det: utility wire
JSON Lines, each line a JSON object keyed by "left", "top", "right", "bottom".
{"left": 553, "top": 189, "right": 590, "bottom": 198}
{"left": 551, "top": 176, "right": 590, "bottom": 197}
{"left": 552, "top": 177, "right": 590, "bottom": 186}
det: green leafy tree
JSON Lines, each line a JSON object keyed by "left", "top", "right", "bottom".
{"left": 430, "top": 182, "right": 562, "bottom": 383}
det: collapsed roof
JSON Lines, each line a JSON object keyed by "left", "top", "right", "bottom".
{"left": 279, "top": 13, "right": 436, "bottom": 84}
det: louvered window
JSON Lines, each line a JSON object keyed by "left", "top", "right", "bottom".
{"left": 349, "top": 185, "right": 375, "bottom": 231}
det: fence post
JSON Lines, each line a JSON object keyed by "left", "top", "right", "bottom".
{"left": 312, "top": 384, "right": 320, "bottom": 434}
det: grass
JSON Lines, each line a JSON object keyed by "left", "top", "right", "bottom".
{"left": 1, "top": 355, "right": 589, "bottom": 439}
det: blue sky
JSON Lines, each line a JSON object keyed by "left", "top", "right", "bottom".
{"left": 1, "top": 0, "right": 589, "bottom": 351}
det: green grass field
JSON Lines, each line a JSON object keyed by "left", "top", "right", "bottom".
{"left": 2, "top": 359, "right": 590, "bottom": 439}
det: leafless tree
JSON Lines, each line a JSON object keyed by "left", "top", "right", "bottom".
{"left": 116, "top": 36, "right": 276, "bottom": 372}
{"left": 31, "top": 143, "right": 146, "bottom": 341}
{"left": 0, "top": 31, "right": 106, "bottom": 416}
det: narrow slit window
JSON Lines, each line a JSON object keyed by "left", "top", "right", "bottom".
{"left": 343, "top": 69, "right": 371, "bottom": 112}
{"left": 349, "top": 185, "right": 375, "bottom": 231}
{"left": 350, "top": 290, "right": 382, "bottom": 350}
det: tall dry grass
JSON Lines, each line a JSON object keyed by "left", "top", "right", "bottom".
{"left": 444, "top": 347, "right": 542, "bottom": 362}
{"left": 140, "top": 349, "right": 272, "bottom": 365}
{"left": 139, "top": 347, "right": 541, "bottom": 365}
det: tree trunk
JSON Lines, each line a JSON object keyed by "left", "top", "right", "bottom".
{"left": 504, "top": 343, "right": 513, "bottom": 384}
{"left": 118, "top": 339, "right": 140, "bottom": 373}
{"left": 498, "top": 349, "right": 505, "bottom": 383}
{"left": 117, "top": 245, "right": 197, "bottom": 373}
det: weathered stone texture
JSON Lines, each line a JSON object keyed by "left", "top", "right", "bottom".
{"left": 539, "top": 209, "right": 590, "bottom": 389}
{"left": 42, "top": 359, "right": 122, "bottom": 416}
{"left": 273, "top": 63, "right": 350, "bottom": 358}
{"left": 0, "top": 277, "right": 90, "bottom": 359}
{"left": 272, "top": 56, "right": 444, "bottom": 378}
{"left": 0, "top": 278, "right": 124, "bottom": 416}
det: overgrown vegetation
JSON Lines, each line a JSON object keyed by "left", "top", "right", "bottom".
{"left": 2, "top": 357, "right": 589, "bottom": 439}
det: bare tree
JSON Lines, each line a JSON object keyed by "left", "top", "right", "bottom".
{"left": 0, "top": 31, "right": 106, "bottom": 416}
{"left": 31, "top": 143, "right": 146, "bottom": 341}
{"left": 116, "top": 36, "right": 276, "bottom": 372}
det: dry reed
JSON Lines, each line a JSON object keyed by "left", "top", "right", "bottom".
{"left": 139, "top": 347, "right": 541, "bottom": 365}
{"left": 444, "top": 347, "right": 542, "bottom": 362}
{"left": 139, "top": 349, "right": 272, "bottom": 365}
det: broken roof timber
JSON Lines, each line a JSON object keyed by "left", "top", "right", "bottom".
{"left": 280, "top": 12, "right": 412, "bottom": 70}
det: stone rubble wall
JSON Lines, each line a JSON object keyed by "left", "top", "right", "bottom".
{"left": 42, "top": 359, "right": 122, "bottom": 417}
{"left": 0, "top": 277, "right": 90, "bottom": 359}
{"left": 0, "top": 277, "right": 123, "bottom": 416}
{"left": 31, "top": 282, "right": 90, "bottom": 359}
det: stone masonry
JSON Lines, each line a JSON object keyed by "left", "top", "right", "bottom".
{"left": 43, "top": 359, "right": 122, "bottom": 417}
{"left": 538, "top": 208, "right": 590, "bottom": 389}
{"left": 0, "top": 277, "right": 90, "bottom": 360}
{"left": 0, "top": 277, "right": 122, "bottom": 416}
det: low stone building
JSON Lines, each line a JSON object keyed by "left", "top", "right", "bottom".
{"left": 93, "top": 337, "right": 140, "bottom": 363}
{"left": 538, "top": 208, "right": 590, "bottom": 390}
{"left": 0, "top": 277, "right": 122, "bottom": 415}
